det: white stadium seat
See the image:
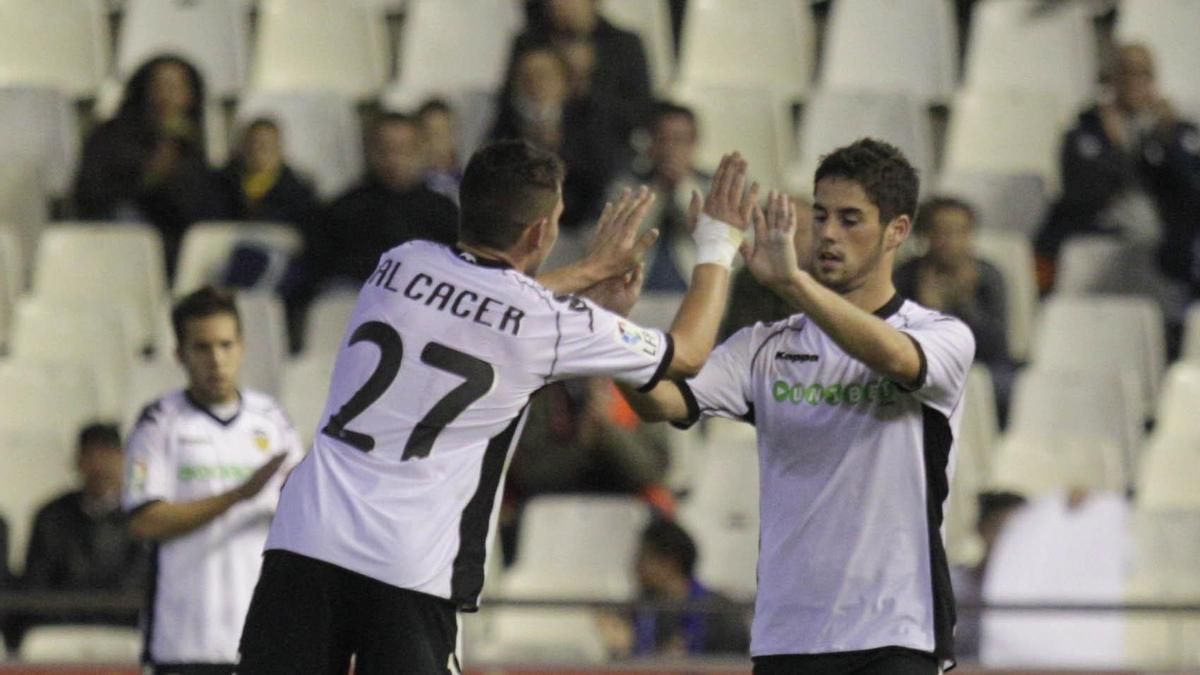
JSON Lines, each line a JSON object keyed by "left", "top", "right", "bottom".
{"left": 117, "top": 0, "right": 250, "bottom": 100}
{"left": 0, "top": 166, "right": 48, "bottom": 278}
{"left": 674, "top": 83, "right": 792, "bottom": 190}
{"left": 33, "top": 223, "right": 168, "bottom": 351}
{"left": 935, "top": 170, "right": 1049, "bottom": 237}
{"left": 303, "top": 288, "right": 359, "bottom": 356}
{"left": 20, "top": 625, "right": 142, "bottom": 663}
{"left": 980, "top": 492, "right": 1129, "bottom": 668}
{"left": 821, "top": 0, "right": 958, "bottom": 103}
{"left": 122, "top": 359, "right": 188, "bottom": 431}
{"left": 10, "top": 297, "right": 135, "bottom": 418}
{"left": 1033, "top": 295, "right": 1165, "bottom": 418}
{"left": 0, "top": 0, "right": 110, "bottom": 98}
{"left": 972, "top": 229, "right": 1039, "bottom": 362}
{"left": 250, "top": 0, "right": 388, "bottom": 99}
{"left": 236, "top": 291, "right": 289, "bottom": 397}
{"left": 173, "top": 221, "right": 303, "bottom": 296}
{"left": 790, "top": 88, "right": 935, "bottom": 194}
{"left": 0, "top": 85, "right": 79, "bottom": 197}
{"left": 1116, "top": 0, "right": 1200, "bottom": 108}
{"left": 0, "top": 225, "right": 20, "bottom": 349}
{"left": 1154, "top": 363, "right": 1200, "bottom": 439}
{"left": 965, "top": 0, "right": 1099, "bottom": 120}
{"left": 505, "top": 495, "right": 649, "bottom": 600}
{"left": 676, "top": 0, "right": 815, "bottom": 98}
{"left": 943, "top": 87, "right": 1064, "bottom": 194}
{"left": 601, "top": 0, "right": 675, "bottom": 94}
{"left": 280, "top": 352, "right": 336, "bottom": 446}
{"left": 236, "top": 90, "right": 365, "bottom": 200}
{"left": 0, "top": 427, "right": 79, "bottom": 573}
{"left": 386, "top": 0, "right": 520, "bottom": 108}
{"left": 0, "top": 359, "right": 103, "bottom": 457}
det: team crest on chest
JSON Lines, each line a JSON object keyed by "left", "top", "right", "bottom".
{"left": 252, "top": 429, "right": 271, "bottom": 452}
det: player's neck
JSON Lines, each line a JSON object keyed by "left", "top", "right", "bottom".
{"left": 456, "top": 241, "right": 529, "bottom": 273}
{"left": 841, "top": 274, "right": 900, "bottom": 315}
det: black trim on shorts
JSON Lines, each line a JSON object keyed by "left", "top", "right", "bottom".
{"left": 752, "top": 645, "right": 937, "bottom": 674}
{"left": 152, "top": 663, "right": 235, "bottom": 674}
{"left": 670, "top": 379, "right": 702, "bottom": 429}
{"left": 450, "top": 406, "right": 528, "bottom": 609}
{"left": 637, "top": 333, "right": 675, "bottom": 392}
{"left": 922, "top": 405, "right": 957, "bottom": 671}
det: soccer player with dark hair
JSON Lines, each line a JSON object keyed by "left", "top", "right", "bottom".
{"left": 123, "top": 285, "right": 302, "bottom": 674}
{"left": 237, "top": 140, "right": 760, "bottom": 673}
{"left": 621, "top": 138, "right": 975, "bottom": 674}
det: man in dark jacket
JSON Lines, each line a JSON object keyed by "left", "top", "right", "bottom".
{"left": 303, "top": 113, "right": 458, "bottom": 291}
{"left": 214, "top": 118, "right": 318, "bottom": 229}
{"left": 1036, "top": 43, "right": 1200, "bottom": 291}
{"left": 22, "top": 424, "right": 147, "bottom": 625}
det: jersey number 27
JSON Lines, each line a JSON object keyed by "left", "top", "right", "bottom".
{"left": 321, "top": 321, "right": 494, "bottom": 459}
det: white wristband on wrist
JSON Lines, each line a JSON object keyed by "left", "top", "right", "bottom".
{"left": 693, "top": 213, "right": 743, "bottom": 268}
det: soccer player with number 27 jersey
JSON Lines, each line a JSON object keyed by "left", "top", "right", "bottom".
{"left": 237, "top": 141, "right": 766, "bottom": 674}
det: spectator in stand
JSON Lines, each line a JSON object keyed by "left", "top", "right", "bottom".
{"left": 73, "top": 55, "right": 222, "bottom": 279}
{"left": 608, "top": 102, "right": 711, "bottom": 293}
{"left": 896, "top": 197, "right": 1013, "bottom": 421}
{"left": 505, "top": 378, "right": 674, "bottom": 525}
{"left": 720, "top": 194, "right": 813, "bottom": 340}
{"left": 21, "top": 423, "right": 147, "bottom": 627}
{"left": 599, "top": 520, "right": 749, "bottom": 657}
{"left": 214, "top": 118, "right": 318, "bottom": 229}
{"left": 950, "top": 491, "right": 1026, "bottom": 662}
{"left": 302, "top": 112, "right": 458, "bottom": 293}
{"left": 491, "top": 43, "right": 616, "bottom": 229}
{"left": 1035, "top": 43, "right": 1200, "bottom": 292}
{"left": 417, "top": 99, "right": 463, "bottom": 203}
{"left": 513, "top": 0, "right": 652, "bottom": 146}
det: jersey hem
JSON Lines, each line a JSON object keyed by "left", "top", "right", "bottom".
{"left": 670, "top": 379, "right": 701, "bottom": 429}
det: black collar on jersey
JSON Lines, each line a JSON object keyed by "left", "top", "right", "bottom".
{"left": 451, "top": 244, "right": 513, "bottom": 270}
{"left": 184, "top": 389, "right": 243, "bottom": 427}
{"left": 872, "top": 293, "right": 905, "bottom": 319}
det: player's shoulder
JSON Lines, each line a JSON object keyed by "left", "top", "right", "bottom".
{"left": 130, "top": 390, "right": 187, "bottom": 433}
{"left": 383, "top": 238, "right": 440, "bottom": 261}
{"left": 240, "top": 390, "right": 294, "bottom": 427}
{"left": 718, "top": 315, "right": 804, "bottom": 362}
{"left": 897, "top": 298, "right": 969, "bottom": 331}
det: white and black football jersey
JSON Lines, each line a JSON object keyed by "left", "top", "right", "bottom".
{"left": 268, "top": 240, "right": 674, "bottom": 610}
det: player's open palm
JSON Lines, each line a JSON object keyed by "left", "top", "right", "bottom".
{"left": 743, "top": 190, "right": 800, "bottom": 289}
{"left": 586, "top": 186, "right": 659, "bottom": 279}
{"left": 696, "top": 152, "right": 759, "bottom": 233}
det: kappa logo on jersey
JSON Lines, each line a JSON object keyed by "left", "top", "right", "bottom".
{"left": 775, "top": 351, "right": 819, "bottom": 363}
{"left": 772, "top": 378, "right": 900, "bottom": 406}
{"left": 616, "top": 319, "right": 661, "bottom": 357}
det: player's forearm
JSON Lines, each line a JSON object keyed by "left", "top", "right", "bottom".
{"left": 129, "top": 490, "right": 245, "bottom": 541}
{"left": 615, "top": 381, "right": 690, "bottom": 423}
{"left": 536, "top": 260, "right": 607, "bottom": 296}
{"left": 772, "top": 271, "right": 921, "bottom": 385}
{"left": 666, "top": 263, "right": 731, "bottom": 377}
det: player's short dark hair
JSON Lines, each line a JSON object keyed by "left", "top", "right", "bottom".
{"left": 458, "top": 139, "right": 565, "bottom": 250}
{"left": 417, "top": 98, "right": 452, "bottom": 119}
{"left": 172, "top": 285, "right": 242, "bottom": 346}
{"left": 652, "top": 101, "right": 698, "bottom": 136}
{"left": 641, "top": 519, "right": 698, "bottom": 577}
{"left": 814, "top": 138, "right": 919, "bottom": 225}
{"left": 915, "top": 196, "right": 976, "bottom": 235}
{"left": 78, "top": 422, "right": 121, "bottom": 453}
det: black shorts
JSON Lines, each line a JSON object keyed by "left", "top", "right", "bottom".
{"left": 752, "top": 646, "right": 939, "bottom": 675}
{"left": 237, "top": 550, "right": 460, "bottom": 675}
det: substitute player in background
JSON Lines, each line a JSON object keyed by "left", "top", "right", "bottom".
{"left": 622, "top": 139, "right": 975, "bottom": 674}
{"left": 124, "top": 286, "right": 302, "bottom": 674}
{"left": 237, "top": 141, "right": 761, "bottom": 674}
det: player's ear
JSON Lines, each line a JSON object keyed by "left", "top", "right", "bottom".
{"left": 524, "top": 216, "right": 550, "bottom": 253}
{"left": 885, "top": 214, "right": 911, "bottom": 251}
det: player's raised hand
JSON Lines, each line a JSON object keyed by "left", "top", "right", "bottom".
{"left": 583, "top": 262, "right": 646, "bottom": 318}
{"left": 585, "top": 186, "right": 660, "bottom": 279}
{"left": 742, "top": 190, "right": 801, "bottom": 288}
{"left": 696, "top": 152, "right": 759, "bottom": 232}
{"left": 236, "top": 452, "right": 288, "bottom": 501}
